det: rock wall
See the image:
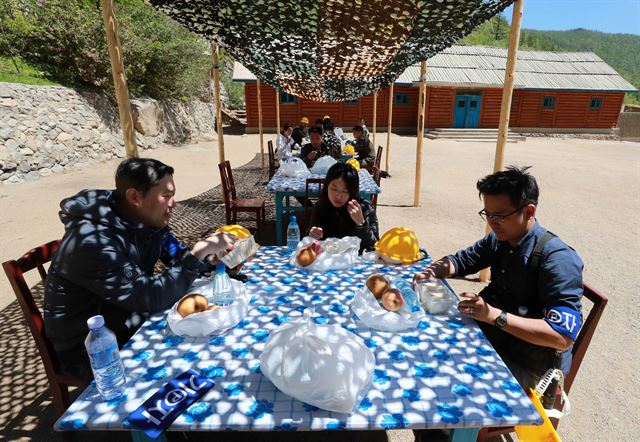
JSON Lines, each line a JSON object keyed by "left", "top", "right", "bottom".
{"left": 0, "top": 83, "right": 216, "bottom": 184}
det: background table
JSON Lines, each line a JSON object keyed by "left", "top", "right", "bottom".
{"left": 55, "top": 247, "right": 541, "bottom": 440}
{"left": 267, "top": 168, "right": 381, "bottom": 244}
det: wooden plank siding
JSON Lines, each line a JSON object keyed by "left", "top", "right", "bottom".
{"left": 244, "top": 82, "right": 625, "bottom": 130}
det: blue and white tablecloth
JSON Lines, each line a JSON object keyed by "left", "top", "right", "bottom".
{"left": 267, "top": 169, "right": 380, "bottom": 195}
{"left": 55, "top": 247, "right": 541, "bottom": 434}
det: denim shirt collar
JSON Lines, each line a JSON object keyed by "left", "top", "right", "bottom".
{"left": 500, "top": 220, "right": 544, "bottom": 253}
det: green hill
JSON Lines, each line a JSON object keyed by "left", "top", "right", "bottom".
{"left": 460, "top": 16, "right": 640, "bottom": 104}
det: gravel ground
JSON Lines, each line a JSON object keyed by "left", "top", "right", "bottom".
{"left": 0, "top": 134, "right": 638, "bottom": 441}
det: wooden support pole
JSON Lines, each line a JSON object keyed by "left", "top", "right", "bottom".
{"left": 386, "top": 83, "right": 394, "bottom": 171}
{"left": 211, "top": 42, "right": 225, "bottom": 164}
{"left": 100, "top": 0, "right": 138, "bottom": 158}
{"left": 275, "top": 90, "right": 281, "bottom": 135}
{"left": 257, "top": 78, "right": 265, "bottom": 168}
{"left": 413, "top": 60, "right": 427, "bottom": 207}
{"left": 479, "top": 0, "right": 525, "bottom": 282}
{"left": 372, "top": 91, "right": 378, "bottom": 147}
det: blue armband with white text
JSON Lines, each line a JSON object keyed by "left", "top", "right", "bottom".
{"left": 128, "top": 369, "right": 214, "bottom": 439}
{"left": 543, "top": 306, "right": 581, "bottom": 341}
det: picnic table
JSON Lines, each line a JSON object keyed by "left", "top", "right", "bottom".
{"left": 267, "top": 168, "right": 381, "bottom": 245}
{"left": 55, "top": 246, "right": 541, "bottom": 441}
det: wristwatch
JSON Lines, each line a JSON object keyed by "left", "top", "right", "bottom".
{"left": 495, "top": 310, "right": 508, "bottom": 328}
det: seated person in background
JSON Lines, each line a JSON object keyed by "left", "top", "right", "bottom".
{"left": 413, "top": 166, "right": 583, "bottom": 389}
{"left": 358, "top": 117, "right": 370, "bottom": 140}
{"left": 291, "top": 117, "right": 309, "bottom": 146}
{"left": 322, "top": 119, "right": 342, "bottom": 159}
{"left": 301, "top": 126, "right": 330, "bottom": 168}
{"left": 308, "top": 162, "right": 379, "bottom": 253}
{"left": 351, "top": 125, "right": 375, "bottom": 168}
{"left": 275, "top": 122, "right": 299, "bottom": 160}
{"left": 44, "top": 158, "right": 236, "bottom": 381}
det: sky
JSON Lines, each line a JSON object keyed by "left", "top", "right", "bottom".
{"left": 502, "top": 0, "right": 640, "bottom": 35}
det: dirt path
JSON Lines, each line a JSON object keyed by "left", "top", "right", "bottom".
{"left": 0, "top": 134, "right": 638, "bottom": 441}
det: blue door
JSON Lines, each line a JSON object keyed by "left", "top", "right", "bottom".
{"left": 453, "top": 94, "right": 482, "bottom": 128}
{"left": 453, "top": 96, "right": 468, "bottom": 128}
{"left": 465, "top": 96, "right": 481, "bottom": 128}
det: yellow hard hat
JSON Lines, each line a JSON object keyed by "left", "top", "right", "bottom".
{"left": 300, "top": 117, "right": 309, "bottom": 124}
{"left": 343, "top": 144, "right": 355, "bottom": 155}
{"left": 375, "top": 227, "right": 422, "bottom": 264}
{"left": 215, "top": 224, "right": 251, "bottom": 239}
{"left": 323, "top": 115, "right": 331, "bottom": 121}
{"left": 345, "top": 158, "right": 360, "bottom": 171}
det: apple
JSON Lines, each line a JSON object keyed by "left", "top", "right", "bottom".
{"left": 381, "top": 289, "right": 404, "bottom": 313}
{"left": 366, "top": 274, "right": 390, "bottom": 299}
{"left": 177, "top": 293, "right": 209, "bottom": 317}
{"left": 296, "top": 247, "right": 317, "bottom": 267}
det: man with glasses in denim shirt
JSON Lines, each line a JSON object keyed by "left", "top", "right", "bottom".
{"left": 414, "top": 166, "right": 583, "bottom": 390}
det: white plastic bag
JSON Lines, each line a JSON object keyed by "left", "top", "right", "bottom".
{"left": 167, "top": 279, "right": 250, "bottom": 337}
{"left": 351, "top": 285, "right": 426, "bottom": 332}
{"left": 289, "top": 236, "right": 361, "bottom": 271}
{"left": 309, "top": 155, "right": 337, "bottom": 175}
{"left": 260, "top": 309, "right": 375, "bottom": 414}
{"left": 280, "top": 157, "right": 310, "bottom": 178}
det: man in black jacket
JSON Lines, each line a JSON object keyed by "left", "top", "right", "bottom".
{"left": 44, "top": 158, "right": 236, "bottom": 380}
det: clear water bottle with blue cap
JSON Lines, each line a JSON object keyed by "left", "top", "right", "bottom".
{"left": 287, "top": 215, "right": 300, "bottom": 251}
{"left": 393, "top": 277, "right": 421, "bottom": 312}
{"left": 85, "top": 315, "right": 126, "bottom": 401}
{"left": 211, "top": 263, "right": 235, "bottom": 305}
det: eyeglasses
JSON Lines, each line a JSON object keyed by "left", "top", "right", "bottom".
{"left": 478, "top": 205, "right": 525, "bottom": 223}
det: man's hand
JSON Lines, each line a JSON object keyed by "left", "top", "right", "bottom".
{"left": 308, "top": 150, "right": 318, "bottom": 160}
{"left": 309, "top": 226, "right": 323, "bottom": 240}
{"left": 191, "top": 232, "right": 237, "bottom": 260}
{"left": 413, "top": 268, "right": 437, "bottom": 288}
{"left": 457, "top": 292, "right": 500, "bottom": 324}
{"left": 347, "top": 200, "right": 365, "bottom": 225}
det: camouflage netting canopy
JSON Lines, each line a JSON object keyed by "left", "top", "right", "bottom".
{"left": 147, "top": 0, "right": 514, "bottom": 101}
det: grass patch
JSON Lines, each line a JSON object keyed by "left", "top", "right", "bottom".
{"left": 0, "top": 56, "right": 61, "bottom": 86}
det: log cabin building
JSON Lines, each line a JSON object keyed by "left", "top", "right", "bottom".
{"left": 233, "top": 45, "right": 637, "bottom": 133}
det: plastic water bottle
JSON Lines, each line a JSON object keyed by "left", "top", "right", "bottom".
{"left": 394, "top": 278, "right": 421, "bottom": 312}
{"left": 85, "top": 315, "right": 126, "bottom": 401}
{"left": 287, "top": 215, "right": 300, "bottom": 251}
{"left": 211, "top": 263, "right": 235, "bottom": 305}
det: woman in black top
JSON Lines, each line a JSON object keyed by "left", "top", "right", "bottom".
{"left": 308, "top": 162, "right": 379, "bottom": 253}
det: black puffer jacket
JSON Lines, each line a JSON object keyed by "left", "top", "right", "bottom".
{"left": 44, "top": 189, "right": 205, "bottom": 353}
{"left": 308, "top": 199, "right": 379, "bottom": 253}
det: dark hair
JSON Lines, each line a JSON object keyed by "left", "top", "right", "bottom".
{"left": 323, "top": 120, "right": 334, "bottom": 131}
{"left": 317, "top": 162, "right": 360, "bottom": 209}
{"left": 114, "top": 158, "right": 174, "bottom": 201}
{"left": 476, "top": 166, "right": 539, "bottom": 207}
{"left": 314, "top": 118, "right": 324, "bottom": 125}
{"left": 308, "top": 126, "right": 323, "bottom": 136}
{"left": 352, "top": 125, "right": 364, "bottom": 132}
{"left": 280, "top": 123, "right": 291, "bottom": 135}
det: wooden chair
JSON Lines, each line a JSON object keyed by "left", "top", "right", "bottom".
{"left": 371, "top": 166, "right": 382, "bottom": 210}
{"left": 302, "top": 178, "right": 325, "bottom": 232}
{"left": 267, "top": 140, "right": 278, "bottom": 180}
{"left": 218, "top": 160, "right": 266, "bottom": 233}
{"left": 2, "top": 240, "right": 86, "bottom": 419}
{"left": 375, "top": 145, "right": 383, "bottom": 169}
{"left": 367, "top": 145, "right": 383, "bottom": 173}
{"left": 476, "top": 282, "right": 608, "bottom": 441}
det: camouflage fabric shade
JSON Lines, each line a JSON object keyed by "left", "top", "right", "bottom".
{"left": 147, "top": 0, "right": 514, "bottom": 101}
